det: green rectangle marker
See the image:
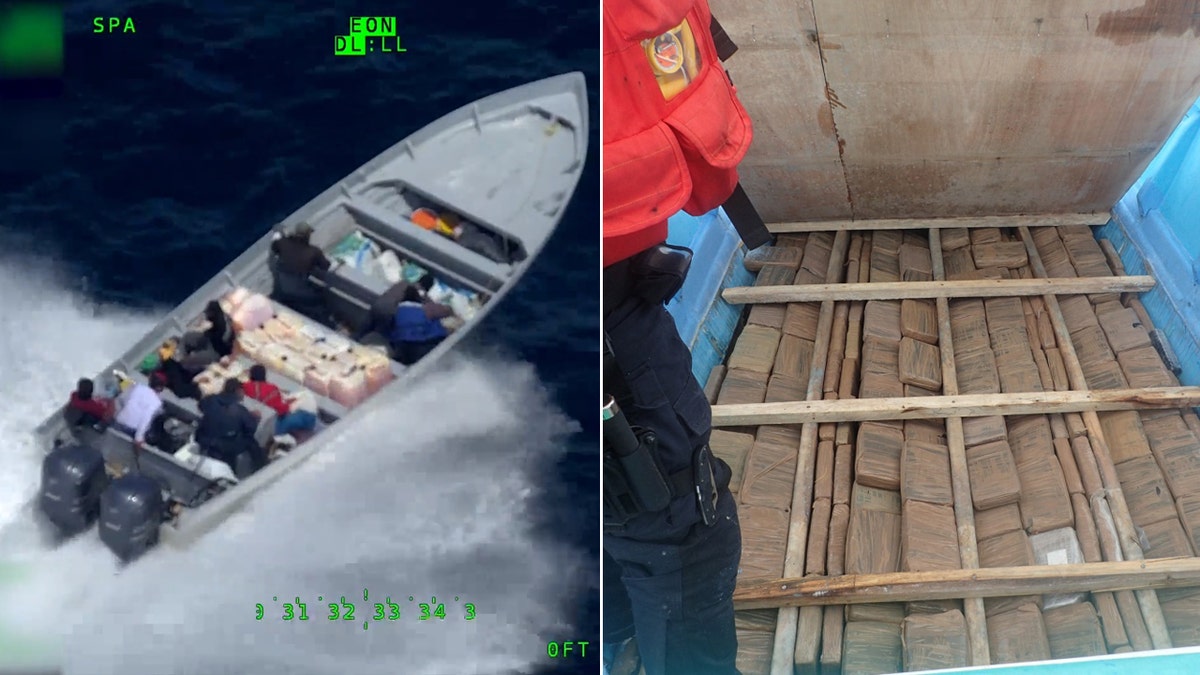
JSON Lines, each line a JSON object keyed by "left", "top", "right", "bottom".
{"left": 334, "top": 34, "right": 364, "bottom": 56}
{"left": 0, "top": 3, "right": 63, "bottom": 76}
{"left": 349, "top": 16, "right": 395, "bottom": 37}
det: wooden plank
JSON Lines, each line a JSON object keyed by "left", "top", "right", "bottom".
{"left": 733, "top": 557, "right": 1200, "bottom": 610}
{"left": 767, "top": 214, "right": 1110, "bottom": 234}
{"left": 771, "top": 230, "right": 850, "bottom": 675}
{"left": 1016, "top": 225, "right": 1173, "bottom": 650}
{"left": 931, "top": 227, "right": 990, "bottom": 665}
{"left": 723, "top": 276, "right": 1156, "bottom": 304}
{"left": 710, "top": 386, "right": 1200, "bottom": 427}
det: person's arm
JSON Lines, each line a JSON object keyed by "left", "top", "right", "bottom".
{"left": 423, "top": 301, "right": 454, "bottom": 320}
{"left": 133, "top": 402, "right": 159, "bottom": 446}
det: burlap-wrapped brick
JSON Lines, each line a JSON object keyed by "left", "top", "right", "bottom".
{"left": 747, "top": 303, "right": 786, "bottom": 329}
{"left": 754, "top": 263, "right": 796, "bottom": 287}
{"left": 966, "top": 439, "right": 1022, "bottom": 510}
{"left": 1007, "top": 415, "right": 1054, "bottom": 465}
{"left": 717, "top": 367, "right": 767, "bottom": 405}
{"left": 744, "top": 245, "right": 803, "bottom": 271}
{"left": 901, "top": 299, "right": 938, "bottom": 345}
{"left": 904, "top": 419, "right": 946, "bottom": 443}
{"left": 974, "top": 241, "right": 1029, "bottom": 268}
{"left": 1016, "top": 453, "right": 1074, "bottom": 534}
{"left": 956, "top": 346, "right": 1001, "bottom": 394}
{"left": 1058, "top": 296, "right": 1097, "bottom": 334}
{"left": 1142, "top": 517, "right": 1194, "bottom": 559}
{"left": 856, "top": 423, "right": 904, "bottom": 490}
{"left": 1114, "top": 455, "right": 1179, "bottom": 528}
{"left": 949, "top": 299, "right": 989, "bottom": 352}
{"left": 901, "top": 500, "right": 961, "bottom": 571}
{"left": 736, "top": 504, "right": 789, "bottom": 581}
{"left": 900, "top": 337, "right": 942, "bottom": 390}
{"left": 871, "top": 248, "right": 901, "bottom": 282}
{"left": 735, "top": 629, "right": 773, "bottom": 675}
{"left": 846, "top": 603, "right": 905, "bottom": 624}
{"left": 1118, "top": 344, "right": 1177, "bottom": 388}
{"left": 980, "top": 530, "right": 1041, "bottom": 616}
{"left": 861, "top": 337, "right": 899, "bottom": 375}
{"left": 975, "top": 503, "right": 1024, "bottom": 540}
{"left": 942, "top": 228, "right": 970, "bottom": 250}
{"left": 842, "top": 621, "right": 902, "bottom": 675}
{"left": 833, "top": 443, "right": 853, "bottom": 505}
{"left": 863, "top": 300, "right": 902, "bottom": 343}
{"left": 1043, "top": 602, "right": 1107, "bottom": 659}
{"left": 740, "top": 426, "right": 800, "bottom": 508}
{"left": 774, "top": 334, "right": 815, "bottom": 382}
{"left": 783, "top": 302, "right": 821, "bottom": 341}
{"left": 963, "top": 415, "right": 1007, "bottom": 447}
{"left": 988, "top": 603, "right": 1052, "bottom": 664}
{"left": 902, "top": 609, "right": 969, "bottom": 672}
{"left": 800, "top": 231, "right": 834, "bottom": 276}
{"left": 814, "top": 440, "right": 835, "bottom": 501}
{"left": 944, "top": 249, "right": 977, "bottom": 280}
{"left": 901, "top": 440, "right": 953, "bottom": 506}
{"left": 971, "top": 227, "right": 1003, "bottom": 246}
{"left": 846, "top": 483, "right": 901, "bottom": 575}
{"left": 1143, "top": 412, "right": 1200, "bottom": 500}
{"left": 1097, "top": 410, "right": 1153, "bottom": 465}
{"left": 724, "top": 326, "right": 782, "bottom": 372}
{"left": 1178, "top": 495, "right": 1200, "bottom": 556}
{"left": 1099, "top": 307, "right": 1152, "bottom": 354}
{"left": 709, "top": 430, "right": 754, "bottom": 494}
{"left": 860, "top": 371, "right": 904, "bottom": 399}
{"left": 765, "top": 373, "right": 807, "bottom": 403}
{"left": 1161, "top": 594, "right": 1200, "bottom": 647}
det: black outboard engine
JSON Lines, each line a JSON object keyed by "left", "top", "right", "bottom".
{"left": 98, "top": 473, "right": 164, "bottom": 562}
{"left": 39, "top": 444, "right": 109, "bottom": 537}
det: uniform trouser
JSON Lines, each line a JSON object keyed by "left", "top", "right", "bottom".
{"left": 604, "top": 297, "right": 742, "bottom": 675}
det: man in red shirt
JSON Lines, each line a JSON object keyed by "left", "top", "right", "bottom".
{"left": 242, "top": 364, "right": 317, "bottom": 438}
{"left": 66, "top": 378, "right": 114, "bottom": 427}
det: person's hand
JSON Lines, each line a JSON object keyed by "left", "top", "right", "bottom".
{"left": 251, "top": 409, "right": 262, "bottom": 419}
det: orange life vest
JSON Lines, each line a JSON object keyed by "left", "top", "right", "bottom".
{"left": 603, "top": 0, "right": 753, "bottom": 266}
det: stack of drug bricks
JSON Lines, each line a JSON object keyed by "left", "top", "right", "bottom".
{"left": 703, "top": 217, "right": 1200, "bottom": 675}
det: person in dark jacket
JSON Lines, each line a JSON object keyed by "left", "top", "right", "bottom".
{"left": 203, "top": 300, "right": 235, "bottom": 357}
{"left": 64, "top": 378, "right": 114, "bottom": 427}
{"left": 269, "top": 223, "right": 333, "bottom": 323}
{"left": 196, "top": 378, "right": 267, "bottom": 476}
{"left": 177, "top": 331, "right": 220, "bottom": 379}
{"left": 389, "top": 286, "right": 453, "bottom": 365}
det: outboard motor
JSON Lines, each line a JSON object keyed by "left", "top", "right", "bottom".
{"left": 39, "top": 444, "right": 108, "bottom": 537}
{"left": 98, "top": 473, "right": 164, "bottom": 562}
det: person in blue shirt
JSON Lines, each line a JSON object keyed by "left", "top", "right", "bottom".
{"left": 389, "top": 285, "right": 453, "bottom": 365}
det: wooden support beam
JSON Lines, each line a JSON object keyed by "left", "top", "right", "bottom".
{"left": 1016, "top": 225, "right": 1173, "bottom": 650}
{"left": 733, "top": 558, "right": 1200, "bottom": 610}
{"left": 770, "top": 230, "right": 850, "bottom": 675}
{"left": 711, "top": 386, "right": 1200, "bottom": 426}
{"left": 929, "top": 228, "right": 990, "bottom": 666}
{"left": 723, "top": 275, "right": 1155, "bottom": 304}
{"left": 767, "top": 213, "right": 1110, "bottom": 234}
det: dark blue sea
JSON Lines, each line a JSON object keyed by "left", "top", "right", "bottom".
{"left": 0, "top": 1, "right": 598, "bottom": 673}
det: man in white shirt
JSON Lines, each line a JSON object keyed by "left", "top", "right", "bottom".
{"left": 114, "top": 376, "right": 166, "bottom": 448}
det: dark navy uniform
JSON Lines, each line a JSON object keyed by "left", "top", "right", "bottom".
{"left": 603, "top": 261, "right": 742, "bottom": 675}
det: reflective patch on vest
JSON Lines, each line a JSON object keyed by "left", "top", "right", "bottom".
{"left": 643, "top": 19, "right": 702, "bottom": 101}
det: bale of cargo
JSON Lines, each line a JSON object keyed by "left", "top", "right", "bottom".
{"left": 740, "top": 426, "right": 800, "bottom": 508}
{"left": 1029, "top": 527, "right": 1086, "bottom": 609}
{"left": 1161, "top": 595, "right": 1200, "bottom": 647}
{"left": 1098, "top": 307, "right": 1152, "bottom": 353}
{"left": 965, "top": 440, "right": 1022, "bottom": 510}
{"left": 846, "top": 603, "right": 906, "bottom": 624}
{"left": 962, "top": 415, "right": 1007, "bottom": 447}
{"left": 901, "top": 500, "right": 961, "bottom": 571}
{"left": 955, "top": 346, "right": 1001, "bottom": 394}
{"left": 846, "top": 483, "right": 901, "bottom": 575}
{"left": 900, "top": 299, "right": 938, "bottom": 345}
{"left": 987, "top": 603, "right": 1052, "bottom": 665}
{"left": 728, "top": 325, "right": 781, "bottom": 374}
{"left": 899, "top": 337, "right": 942, "bottom": 390}
{"left": 974, "top": 503, "right": 1023, "bottom": 540}
{"left": 902, "top": 609, "right": 969, "bottom": 672}
{"left": 709, "top": 430, "right": 754, "bottom": 494}
{"left": 1006, "top": 415, "right": 1054, "bottom": 465}
{"left": 774, "top": 335, "right": 815, "bottom": 382}
{"left": 1118, "top": 344, "right": 1178, "bottom": 388}
{"left": 855, "top": 423, "right": 904, "bottom": 490}
{"left": 842, "top": 621, "right": 902, "bottom": 675}
{"left": 1015, "top": 453, "right": 1074, "bottom": 534}
{"left": 1043, "top": 601, "right": 1107, "bottom": 659}
{"left": 1114, "top": 455, "right": 1179, "bottom": 528}
{"left": 737, "top": 505, "right": 789, "bottom": 581}
{"left": 735, "top": 629, "right": 774, "bottom": 675}
{"left": 863, "top": 300, "right": 902, "bottom": 343}
{"left": 1141, "top": 517, "right": 1194, "bottom": 559}
{"left": 901, "top": 440, "right": 953, "bottom": 506}
{"left": 717, "top": 367, "right": 767, "bottom": 405}
{"left": 979, "top": 529, "right": 1041, "bottom": 616}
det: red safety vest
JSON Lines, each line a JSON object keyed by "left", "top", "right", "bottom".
{"left": 603, "top": 0, "right": 753, "bottom": 266}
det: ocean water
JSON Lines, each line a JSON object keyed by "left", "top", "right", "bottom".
{"left": 0, "top": 1, "right": 599, "bottom": 673}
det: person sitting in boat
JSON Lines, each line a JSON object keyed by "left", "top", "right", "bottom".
{"left": 242, "top": 364, "right": 317, "bottom": 440}
{"left": 64, "top": 377, "right": 115, "bottom": 428}
{"left": 269, "top": 222, "right": 333, "bottom": 323}
{"left": 151, "top": 337, "right": 202, "bottom": 400}
{"left": 197, "top": 378, "right": 268, "bottom": 477}
{"left": 389, "top": 285, "right": 453, "bottom": 365}
{"left": 113, "top": 374, "right": 167, "bottom": 449}
{"left": 177, "top": 331, "right": 220, "bottom": 380}
{"left": 203, "top": 300, "right": 236, "bottom": 358}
